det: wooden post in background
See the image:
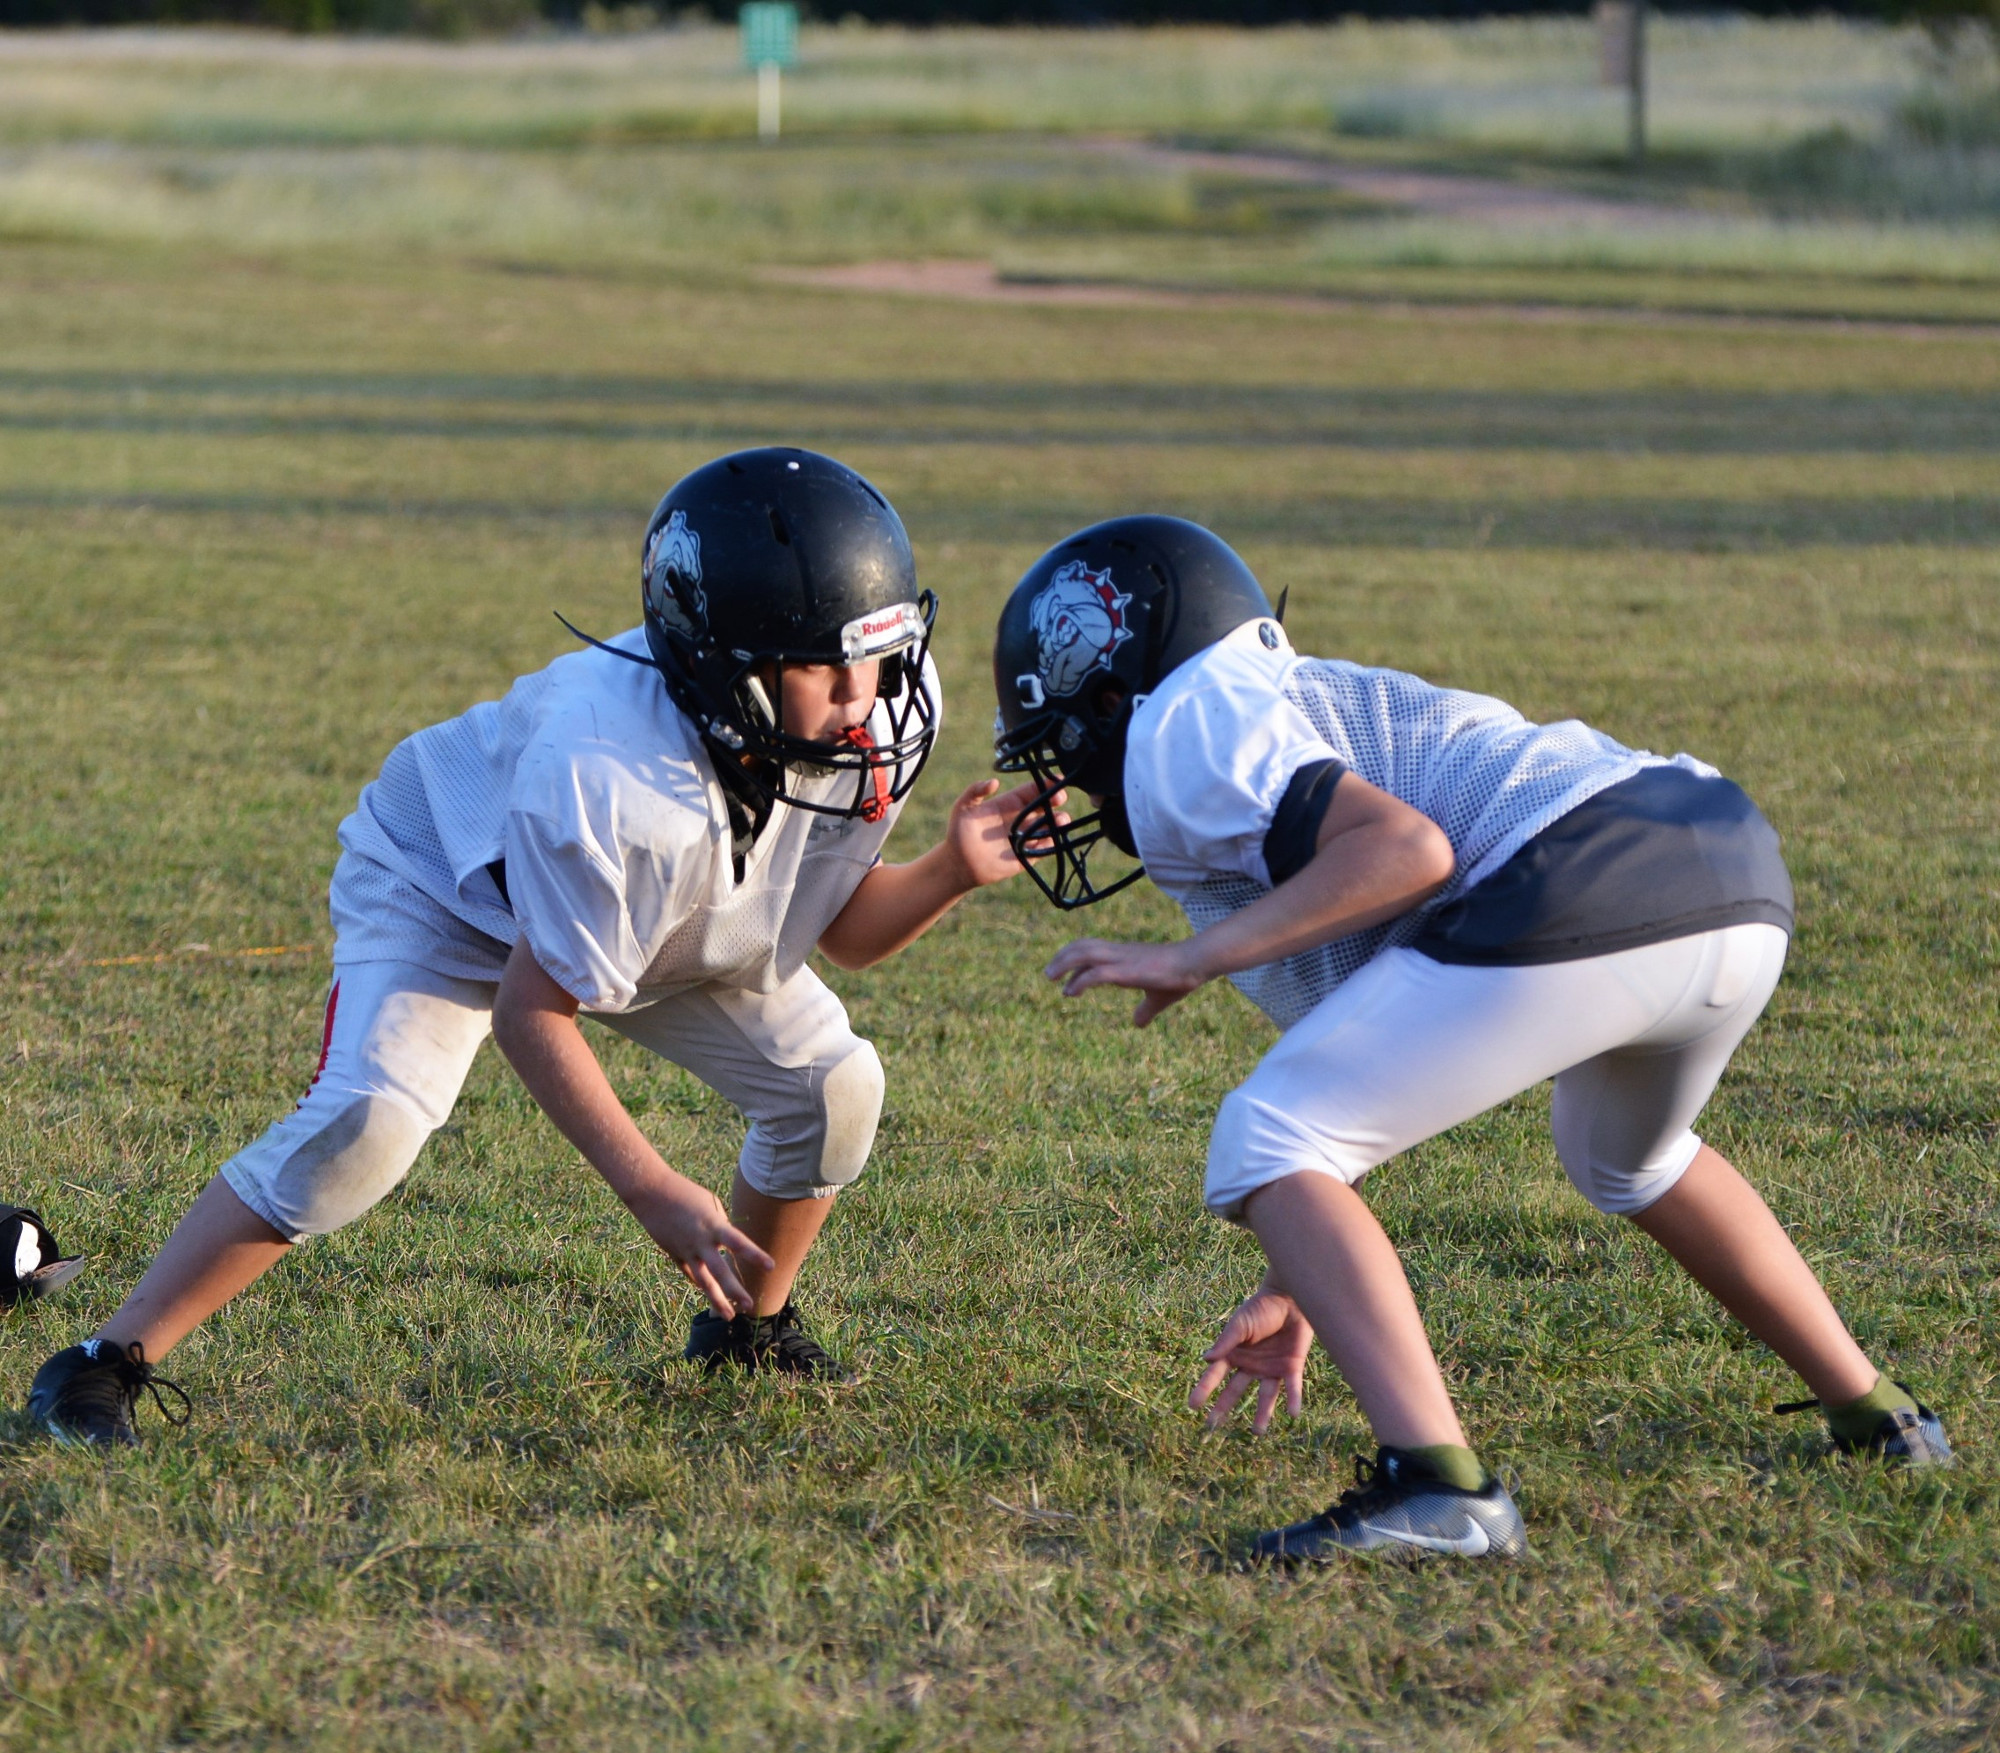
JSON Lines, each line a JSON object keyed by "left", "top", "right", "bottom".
{"left": 1596, "top": 0, "right": 1647, "bottom": 165}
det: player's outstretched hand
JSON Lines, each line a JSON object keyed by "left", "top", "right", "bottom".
{"left": 945, "top": 777, "right": 1067, "bottom": 887}
{"left": 1044, "top": 935, "right": 1203, "bottom": 1027}
{"left": 1189, "top": 1288, "right": 1312, "bottom": 1435}
{"left": 629, "top": 1181, "right": 775, "bottom": 1320}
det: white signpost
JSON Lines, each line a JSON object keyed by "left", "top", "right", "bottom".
{"left": 740, "top": 3, "right": 799, "bottom": 142}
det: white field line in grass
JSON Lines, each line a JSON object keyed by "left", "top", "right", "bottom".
{"left": 764, "top": 260, "right": 2000, "bottom": 341}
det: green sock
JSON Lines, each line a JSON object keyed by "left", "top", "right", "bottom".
{"left": 1824, "top": 1374, "right": 1916, "bottom": 1446}
{"left": 1404, "top": 1443, "right": 1489, "bottom": 1491}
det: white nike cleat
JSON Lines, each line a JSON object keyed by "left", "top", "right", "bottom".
{"left": 1249, "top": 1448, "right": 1528, "bottom": 1564}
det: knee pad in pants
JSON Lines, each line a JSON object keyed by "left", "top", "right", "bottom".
{"left": 740, "top": 1038, "right": 885, "bottom": 1200}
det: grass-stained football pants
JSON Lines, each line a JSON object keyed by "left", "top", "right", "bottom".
{"left": 219, "top": 957, "right": 884, "bottom": 1242}
{"left": 1203, "top": 922, "right": 1788, "bottom": 1223}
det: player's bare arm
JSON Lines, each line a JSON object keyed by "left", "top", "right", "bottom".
{"left": 817, "top": 776, "right": 1059, "bottom": 969}
{"left": 1045, "top": 772, "right": 1453, "bottom": 1026}
{"left": 491, "top": 937, "right": 773, "bottom": 1318}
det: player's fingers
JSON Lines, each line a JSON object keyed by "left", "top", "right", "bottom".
{"left": 1251, "top": 1376, "right": 1281, "bottom": 1436}
{"left": 957, "top": 778, "right": 1001, "bottom": 808}
{"left": 1202, "top": 1309, "right": 1255, "bottom": 1363}
{"left": 684, "top": 1258, "right": 740, "bottom": 1320}
{"left": 1043, "top": 938, "right": 1103, "bottom": 979}
{"left": 1286, "top": 1367, "right": 1304, "bottom": 1419}
{"left": 718, "top": 1224, "right": 776, "bottom": 1274}
{"left": 710, "top": 1247, "right": 762, "bottom": 1315}
{"left": 1189, "top": 1355, "right": 1233, "bottom": 1411}
{"left": 1206, "top": 1370, "right": 1258, "bottom": 1428}
{"left": 712, "top": 1262, "right": 754, "bottom": 1316}
{"left": 1060, "top": 964, "right": 1115, "bottom": 997}
{"left": 1055, "top": 955, "right": 1121, "bottom": 993}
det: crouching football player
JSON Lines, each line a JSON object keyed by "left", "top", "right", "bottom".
{"left": 30, "top": 447, "right": 1046, "bottom": 1446}
{"left": 992, "top": 515, "right": 1952, "bottom": 1563}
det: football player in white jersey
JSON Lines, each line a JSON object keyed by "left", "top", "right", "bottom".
{"left": 992, "top": 516, "right": 1951, "bottom": 1563}
{"left": 29, "top": 448, "right": 1050, "bottom": 1446}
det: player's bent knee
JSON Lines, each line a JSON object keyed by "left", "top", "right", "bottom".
{"left": 1554, "top": 1128, "right": 1704, "bottom": 1217}
{"left": 816, "top": 1040, "right": 884, "bottom": 1189}
{"left": 220, "top": 1093, "right": 433, "bottom": 1242}
{"left": 737, "top": 1040, "right": 885, "bottom": 1200}
{"left": 1203, "top": 1083, "right": 1369, "bottom": 1224}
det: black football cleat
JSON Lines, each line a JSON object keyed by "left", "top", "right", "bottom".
{"left": 27, "top": 1339, "right": 192, "bottom": 1449}
{"left": 1249, "top": 1447, "right": 1528, "bottom": 1564}
{"left": 685, "top": 1301, "right": 855, "bottom": 1384}
{"left": 1778, "top": 1383, "right": 1954, "bottom": 1470}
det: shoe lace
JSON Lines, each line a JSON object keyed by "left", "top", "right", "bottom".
{"left": 1327, "top": 1453, "right": 1400, "bottom": 1520}
{"left": 111, "top": 1341, "right": 193, "bottom": 1430}
{"left": 763, "top": 1307, "right": 834, "bottom": 1370}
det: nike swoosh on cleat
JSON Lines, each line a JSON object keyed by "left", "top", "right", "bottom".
{"left": 1358, "top": 1519, "right": 1492, "bottom": 1556}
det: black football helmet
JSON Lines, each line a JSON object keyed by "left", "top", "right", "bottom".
{"left": 0, "top": 1204, "right": 85, "bottom": 1307}
{"left": 993, "top": 516, "right": 1275, "bottom": 909}
{"left": 570, "top": 447, "right": 937, "bottom": 823}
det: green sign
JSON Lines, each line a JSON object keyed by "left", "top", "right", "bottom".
{"left": 740, "top": 3, "right": 798, "bottom": 70}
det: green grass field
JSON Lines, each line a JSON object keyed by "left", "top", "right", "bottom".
{"left": 2, "top": 21, "right": 1998, "bottom": 1752}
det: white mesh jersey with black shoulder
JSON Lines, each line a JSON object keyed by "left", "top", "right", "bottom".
{"left": 334, "top": 628, "right": 936, "bottom": 1012}
{"left": 1122, "top": 620, "right": 1708, "bottom": 1031}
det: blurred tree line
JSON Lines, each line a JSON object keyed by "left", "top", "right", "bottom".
{"left": 0, "top": 0, "right": 1990, "bottom": 38}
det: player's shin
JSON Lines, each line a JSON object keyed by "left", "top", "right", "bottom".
{"left": 91, "top": 1175, "right": 292, "bottom": 1362}
{"left": 1241, "top": 1170, "right": 1469, "bottom": 1453}
{"left": 727, "top": 1171, "right": 838, "bottom": 1317}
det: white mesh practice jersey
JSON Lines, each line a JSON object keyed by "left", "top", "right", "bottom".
{"left": 335, "top": 629, "right": 937, "bottom": 1012}
{"left": 1124, "top": 619, "right": 1709, "bottom": 1031}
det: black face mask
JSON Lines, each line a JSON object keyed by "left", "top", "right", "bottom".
{"left": 995, "top": 714, "right": 1145, "bottom": 911}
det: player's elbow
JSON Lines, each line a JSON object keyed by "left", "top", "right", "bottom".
{"left": 491, "top": 942, "right": 581, "bottom": 1061}
{"left": 814, "top": 921, "right": 879, "bottom": 971}
{"left": 489, "top": 990, "right": 537, "bottom": 1063}
{"left": 1405, "top": 816, "right": 1457, "bottom": 896}
{"left": 815, "top": 934, "right": 867, "bottom": 971}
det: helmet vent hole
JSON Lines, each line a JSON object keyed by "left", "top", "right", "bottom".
{"left": 726, "top": 460, "right": 745, "bottom": 475}
{"left": 769, "top": 508, "right": 792, "bottom": 546}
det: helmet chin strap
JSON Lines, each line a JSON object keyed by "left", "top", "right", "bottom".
{"left": 837, "top": 725, "right": 892, "bottom": 823}
{"left": 553, "top": 610, "right": 665, "bottom": 672}
{"left": 1098, "top": 793, "right": 1137, "bottom": 857}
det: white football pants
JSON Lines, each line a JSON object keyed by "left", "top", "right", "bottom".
{"left": 1204, "top": 922, "right": 1788, "bottom": 1222}
{"left": 220, "top": 957, "right": 883, "bottom": 1243}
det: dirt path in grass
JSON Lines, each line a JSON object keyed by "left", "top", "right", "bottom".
{"left": 763, "top": 260, "right": 2000, "bottom": 340}
{"left": 771, "top": 140, "right": 2000, "bottom": 335}
{"left": 1080, "top": 138, "right": 1691, "bottom": 231}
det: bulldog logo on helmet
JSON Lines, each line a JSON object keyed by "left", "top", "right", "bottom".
{"left": 1029, "top": 560, "right": 1133, "bottom": 699}
{"left": 645, "top": 509, "right": 706, "bottom": 635}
